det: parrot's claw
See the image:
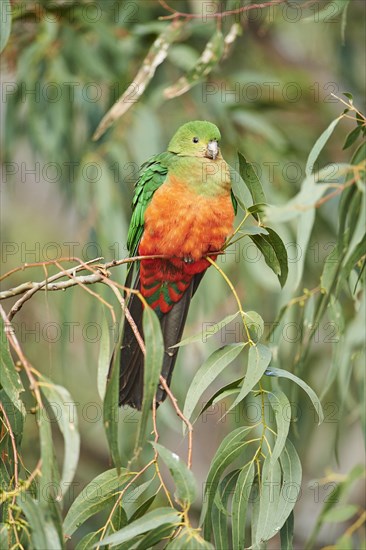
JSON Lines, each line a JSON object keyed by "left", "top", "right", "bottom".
{"left": 183, "top": 255, "right": 194, "bottom": 264}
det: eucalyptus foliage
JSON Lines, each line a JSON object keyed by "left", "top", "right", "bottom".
{"left": 1, "top": 1, "right": 365, "bottom": 549}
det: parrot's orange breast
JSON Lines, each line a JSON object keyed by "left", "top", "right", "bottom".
{"left": 138, "top": 175, "right": 235, "bottom": 315}
{"left": 139, "top": 176, "right": 234, "bottom": 260}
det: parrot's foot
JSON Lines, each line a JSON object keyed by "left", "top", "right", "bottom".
{"left": 183, "top": 255, "right": 195, "bottom": 264}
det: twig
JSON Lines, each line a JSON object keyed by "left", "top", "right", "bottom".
{"left": 159, "top": 375, "right": 193, "bottom": 469}
{"left": 151, "top": 397, "right": 175, "bottom": 506}
{"left": 53, "top": 260, "right": 117, "bottom": 325}
{"left": 0, "top": 305, "right": 42, "bottom": 408}
{"left": 6, "top": 257, "right": 107, "bottom": 320}
{"left": 95, "top": 460, "right": 156, "bottom": 549}
{"left": 1, "top": 253, "right": 222, "bottom": 302}
{"left": 158, "top": 0, "right": 287, "bottom": 20}
{"left": 206, "top": 256, "right": 253, "bottom": 344}
{"left": 0, "top": 256, "right": 103, "bottom": 283}
{"left": 0, "top": 401, "right": 19, "bottom": 487}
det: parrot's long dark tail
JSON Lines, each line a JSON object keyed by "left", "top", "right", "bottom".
{"left": 116, "top": 269, "right": 204, "bottom": 410}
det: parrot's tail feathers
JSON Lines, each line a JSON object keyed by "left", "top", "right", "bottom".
{"left": 156, "top": 278, "right": 195, "bottom": 404}
{"left": 118, "top": 275, "right": 145, "bottom": 410}
{"left": 119, "top": 272, "right": 205, "bottom": 410}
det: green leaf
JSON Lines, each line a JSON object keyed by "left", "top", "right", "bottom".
{"left": 129, "top": 494, "right": 157, "bottom": 524}
{"left": 230, "top": 165, "right": 252, "bottom": 211}
{"left": 303, "top": 0, "right": 350, "bottom": 23}
{"left": 305, "top": 117, "right": 342, "bottom": 176}
{"left": 95, "top": 507, "right": 181, "bottom": 547}
{"left": 323, "top": 504, "right": 358, "bottom": 523}
{"left": 166, "top": 526, "right": 214, "bottom": 549}
{"left": 0, "top": 390, "right": 23, "bottom": 447}
{"left": 75, "top": 531, "right": 101, "bottom": 550}
{"left": 250, "top": 481, "right": 262, "bottom": 549}
{"left": 152, "top": 442, "right": 197, "bottom": 507}
{"left": 239, "top": 226, "right": 269, "bottom": 236}
{"left": 183, "top": 344, "right": 246, "bottom": 426}
{"left": 0, "top": 524, "right": 8, "bottom": 550}
{"left": 343, "top": 125, "right": 362, "bottom": 150}
{"left": 250, "top": 227, "right": 288, "bottom": 287}
{"left": 247, "top": 203, "right": 268, "bottom": 216}
{"left": 223, "top": 344, "right": 272, "bottom": 416}
{"left": 195, "top": 378, "right": 243, "bottom": 422}
{"left": 124, "top": 477, "right": 156, "bottom": 519}
{"left": 280, "top": 511, "right": 294, "bottom": 550}
{"left": 38, "top": 404, "right": 58, "bottom": 507}
{"left": 63, "top": 468, "right": 131, "bottom": 536}
{"left": 135, "top": 306, "right": 164, "bottom": 452}
{"left": 265, "top": 367, "right": 324, "bottom": 424}
{"left": 232, "top": 461, "right": 255, "bottom": 550}
{"left": 0, "top": 0, "right": 11, "bottom": 54}
{"left": 135, "top": 523, "right": 175, "bottom": 549}
{"left": 275, "top": 440, "right": 302, "bottom": 535}
{"left": 249, "top": 234, "right": 280, "bottom": 275}
{"left": 103, "top": 325, "right": 122, "bottom": 470}
{"left": 340, "top": 0, "right": 351, "bottom": 42}
{"left": 171, "top": 311, "right": 240, "bottom": 347}
{"left": 18, "top": 493, "right": 62, "bottom": 550}
{"left": 336, "top": 235, "right": 366, "bottom": 295}
{"left": 321, "top": 244, "right": 340, "bottom": 293}
{"left": 238, "top": 152, "right": 266, "bottom": 209}
{"left": 0, "top": 316, "right": 25, "bottom": 416}
{"left": 268, "top": 390, "right": 291, "bottom": 465}
{"left": 201, "top": 426, "right": 255, "bottom": 538}
{"left": 265, "top": 227, "right": 289, "bottom": 288}
{"left": 244, "top": 311, "right": 264, "bottom": 343}
{"left": 212, "top": 470, "right": 240, "bottom": 549}
{"left": 255, "top": 457, "right": 282, "bottom": 544}
{"left": 40, "top": 378, "right": 80, "bottom": 498}
{"left": 98, "top": 309, "right": 112, "bottom": 400}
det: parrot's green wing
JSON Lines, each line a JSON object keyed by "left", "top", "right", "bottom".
{"left": 127, "top": 151, "right": 174, "bottom": 257}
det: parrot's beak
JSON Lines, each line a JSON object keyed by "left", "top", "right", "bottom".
{"left": 206, "top": 140, "right": 219, "bottom": 160}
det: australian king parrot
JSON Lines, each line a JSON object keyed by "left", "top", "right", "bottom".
{"left": 119, "top": 121, "right": 237, "bottom": 409}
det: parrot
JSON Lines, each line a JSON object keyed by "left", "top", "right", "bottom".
{"left": 119, "top": 120, "right": 237, "bottom": 409}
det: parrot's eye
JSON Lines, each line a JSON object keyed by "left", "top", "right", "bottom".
{"left": 192, "top": 137, "right": 199, "bottom": 143}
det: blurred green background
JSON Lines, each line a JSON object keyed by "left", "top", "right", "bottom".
{"left": 1, "top": 0, "right": 365, "bottom": 547}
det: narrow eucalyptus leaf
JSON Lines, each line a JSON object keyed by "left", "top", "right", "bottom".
{"left": 152, "top": 442, "right": 197, "bottom": 507}
{"left": 135, "top": 306, "right": 164, "bottom": 452}
{"left": 265, "top": 367, "right": 324, "bottom": 424}
{"left": 63, "top": 468, "right": 130, "bottom": 536}
{"left": 94, "top": 507, "right": 181, "bottom": 547}
{"left": 224, "top": 344, "right": 271, "bottom": 416}
{"left": 232, "top": 461, "right": 255, "bottom": 549}
{"left": 171, "top": 311, "right": 240, "bottom": 348}
{"left": 183, "top": 343, "right": 246, "bottom": 428}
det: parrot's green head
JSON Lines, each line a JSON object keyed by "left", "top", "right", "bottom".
{"left": 168, "top": 120, "right": 221, "bottom": 160}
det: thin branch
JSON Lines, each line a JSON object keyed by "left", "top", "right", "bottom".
{"left": 0, "top": 305, "right": 43, "bottom": 408}
{"left": 0, "top": 256, "right": 103, "bottom": 283}
{"left": 0, "top": 401, "right": 19, "bottom": 487}
{"left": 6, "top": 257, "right": 107, "bottom": 320}
{"left": 95, "top": 460, "right": 156, "bottom": 550}
{"left": 159, "top": 375, "right": 193, "bottom": 469}
{"left": 1, "top": 253, "right": 222, "bottom": 302}
{"left": 158, "top": 0, "right": 287, "bottom": 20}
{"left": 151, "top": 397, "right": 175, "bottom": 506}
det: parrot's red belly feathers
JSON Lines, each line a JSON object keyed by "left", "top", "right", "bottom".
{"left": 138, "top": 176, "right": 234, "bottom": 315}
